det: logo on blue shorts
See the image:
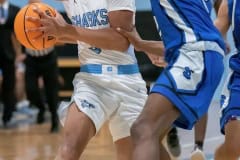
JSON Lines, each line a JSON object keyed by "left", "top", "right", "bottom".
{"left": 220, "top": 95, "right": 226, "bottom": 107}
{"left": 183, "top": 67, "right": 194, "bottom": 80}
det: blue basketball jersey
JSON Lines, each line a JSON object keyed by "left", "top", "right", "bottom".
{"left": 205, "top": 0, "right": 214, "bottom": 14}
{"left": 219, "top": 0, "right": 240, "bottom": 134}
{"left": 228, "top": 0, "right": 240, "bottom": 73}
{"left": 228, "top": 0, "right": 240, "bottom": 52}
{"left": 150, "top": 0, "right": 225, "bottom": 61}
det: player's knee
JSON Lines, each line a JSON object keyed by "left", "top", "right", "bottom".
{"left": 60, "top": 143, "right": 78, "bottom": 160}
{"left": 130, "top": 118, "right": 156, "bottom": 142}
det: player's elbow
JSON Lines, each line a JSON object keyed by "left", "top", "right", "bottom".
{"left": 117, "top": 39, "right": 131, "bottom": 52}
{"left": 109, "top": 37, "right": 130, "bottom": 52}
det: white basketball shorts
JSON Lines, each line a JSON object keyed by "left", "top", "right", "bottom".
{"left": 58, "top": 72, "right": 147, "bottom": 142}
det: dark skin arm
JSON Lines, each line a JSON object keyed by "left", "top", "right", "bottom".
{"left": 116, "top": 27, "right": 166, "bottom": 67}
{"left": 214, "top": 0, "right": 230, "bottom": 38}
{"left": 214, "top": 0, "right": 223, "bottom": 13}
{"left": 214, "top": 0, "right": 231, "bottom": 53}
{"left": 116, "top": 27, "right": 164, "bottom": 56}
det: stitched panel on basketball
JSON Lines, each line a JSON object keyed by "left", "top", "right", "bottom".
{"left": 14, "top": 5, "right": 32, "bottom": 49}
{"left": 25, "top": 3, "right": 56, "bottom": 50}
{"left": 14, "top": 3, "right": 56, "bottom": 50}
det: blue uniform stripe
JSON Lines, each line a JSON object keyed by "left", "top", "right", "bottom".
{"left": 158, "top": 1, "right": 186, "bottom": 43}
{"left": 158, "top": 0, "right": 185, "bottom": 43}
{"left": 151, "top": 0, "right": 184, "bottom": 55}
{"left": 228, "top": 0, "right": 233, "bottom": 22}
{"left": 159, "top": 0, "right": 198, "bottom": 43}
{"left": 228, "top": 0, "right": 240, "bottom": 51}
{"left": 168, "top": 0, "right": 200, "bottom": 42}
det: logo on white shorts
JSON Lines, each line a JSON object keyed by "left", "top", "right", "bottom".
{"left": 80, "top": 100, "right": 95, "bottom": 109}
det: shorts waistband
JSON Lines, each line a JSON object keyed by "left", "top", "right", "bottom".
{"left": 80, "top": 64, "right": 139, "bottom": 75}
{"left": 181, "top": 41, "right": 225, "bottom": 56}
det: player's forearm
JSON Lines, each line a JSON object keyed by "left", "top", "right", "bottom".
{"left": 138, "top": 40, "right": 165, "bottom": 56}
{"left": 59, "top": 24, "right": 130, "bottom": 52}
{"left": 214, "top": 19, "right": 228, "bottom": 40}
{"left": 214, "top": 0, "right": 230, "bottom": 39}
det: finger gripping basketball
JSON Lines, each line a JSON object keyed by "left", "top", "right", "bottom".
{"left": 14, "top": 3, "right": 56, "bottom": 50}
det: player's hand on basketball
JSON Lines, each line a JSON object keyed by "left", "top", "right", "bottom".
{"left": 116, "top": 27, "right": 143, "bottom": 51}
{"left": 147, "top": 53, "right": 167, "bottom": 67}
{"left": 26, "top": 6, "right": 67, "bottom": 41}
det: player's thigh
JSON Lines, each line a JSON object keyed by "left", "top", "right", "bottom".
{"left": 62, "top": 102, "right": 96, "bottom": 149}
{"left": 135, "top": 93, "right": 180, "bottom": 135}
{"left": 224, "top": 120, "right": 240, "bottom": 149}
{"left": 109, "top": 104, "right": 134, "bottom": 160}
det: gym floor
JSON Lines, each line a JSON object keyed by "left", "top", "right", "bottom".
{"left": 0, "top": 101, "right": 223, "bottom": 160}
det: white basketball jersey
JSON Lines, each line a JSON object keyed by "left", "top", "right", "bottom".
{"left": 62, "top": 0, "right": 137, "bottom": 65}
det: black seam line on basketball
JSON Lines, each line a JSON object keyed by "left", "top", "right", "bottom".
{"left": 24, "top": 5, "right": 37, "bottom": 50}
{"left": 45, "top": 5, "right": 55, "bottom": 17}
{"left": 43, "top": 36, "right": 45, "bottom": 48}
{"left": 152, "top": 83, "right": 199, "bottom": 119}
{"left": 41, "top": 6, "right": 44, "bottom": 48}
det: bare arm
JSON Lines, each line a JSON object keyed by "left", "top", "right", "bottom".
{"left": 214, "top": 0, "right": 230, "bottom": 39}
{"left": 116, "top": 27, "right": 165, "bottom": 56}
{"left": 27, "top": 7, "right": 133, "bottom": 52}
{"left": 61, "top": 10, "right": 133, "bottom": 51}
{"left": 136, "top": 40, "right": 164, "bottom": 56}
{"left": 116, "top": 27, "right": 166, "bottom": 67}
{"left": 213, "top": 0, "right": 223, "bottom": 14}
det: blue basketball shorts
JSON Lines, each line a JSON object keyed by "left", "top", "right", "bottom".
{"left": 220, "top": 70, "right": 240, "bottom": 134}
{"left": 150, "top": 42, "right": 224, "bottom": 129}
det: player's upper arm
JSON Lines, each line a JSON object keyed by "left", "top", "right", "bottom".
{"left": 107, "top": 0, "right": 135, "bottom": 37}
{"left": 214, "top": 0, "right": 230, "bottom": 37}
{"left": 108, "top": 10, "right": 134, "bottom": 32}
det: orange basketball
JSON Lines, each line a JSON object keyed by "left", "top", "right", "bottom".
{"left": 14, "top": 3, "right": 56, "bottom": 50}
